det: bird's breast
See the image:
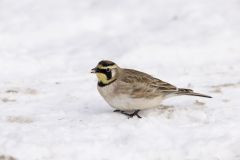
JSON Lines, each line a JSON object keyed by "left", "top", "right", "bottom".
{"left": 97, "top": 83, "right": 164, "bottom": 110}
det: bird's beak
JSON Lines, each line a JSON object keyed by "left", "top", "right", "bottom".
{"left": 91, "top": 67, "right": 97, "bottom": 73}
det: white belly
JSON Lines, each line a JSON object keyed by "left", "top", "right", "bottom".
{"left": 107, "top": 95, "right": 164, "bottom": 110}
{"left": 97, "top": 84, "right": 164, "bottom": 111}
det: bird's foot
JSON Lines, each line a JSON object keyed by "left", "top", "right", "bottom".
{"left": 126, "top": 110, "right": 142, "bottom": 118}
{"left": 114, "top": 110, "right": 142, "bottom": 118}
{"left": 113, "top": 109, "right": 122, "bottom": 113}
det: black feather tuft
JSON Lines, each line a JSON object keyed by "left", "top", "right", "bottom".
{"left": 98, "top": 60, "right": 115, "bottom": 67}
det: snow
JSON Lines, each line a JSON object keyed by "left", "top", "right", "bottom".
{"left": 0, "top": 0, "right": 240, "bottom": 159}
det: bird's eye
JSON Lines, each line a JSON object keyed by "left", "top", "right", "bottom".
{"left": 106, "top": 68, "right": 111, "bottom": 72}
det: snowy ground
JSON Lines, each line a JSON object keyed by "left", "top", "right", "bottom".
{"left": 0, "top": 0, "right": 240, "bottom": 160}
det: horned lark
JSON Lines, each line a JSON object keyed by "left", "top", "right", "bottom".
{"left": 91, "top": 60, "right": 212, "bottom": 118}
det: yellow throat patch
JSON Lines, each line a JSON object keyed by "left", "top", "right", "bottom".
{"left": 96, "top": 73, "right": 110, "bottom": 84}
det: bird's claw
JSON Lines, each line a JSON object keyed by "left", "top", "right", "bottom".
{"left": 113, "top": 110, "right": 142, "bottom": 118}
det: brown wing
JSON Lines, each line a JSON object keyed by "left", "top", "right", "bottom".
{"left": 115, "top": 69, "right": 177, "bottom": 99}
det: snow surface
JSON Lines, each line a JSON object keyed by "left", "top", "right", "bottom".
{"left": 0, "top": 0, "right": 240, "bottom": 160}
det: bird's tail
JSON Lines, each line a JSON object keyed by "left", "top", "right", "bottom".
{"left": 176, "top": 88, "right": 212, "bottom": 98}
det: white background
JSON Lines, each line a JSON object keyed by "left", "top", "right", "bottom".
{"left": 0, "top": 0, "right": 240, "bottom": 159}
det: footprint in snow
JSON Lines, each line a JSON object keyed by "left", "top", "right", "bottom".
{"left": 6, "top": 116, "right": 33, "bottom": 124}
{"left": 0, "top": 155, "right": 17, "bottom": 160}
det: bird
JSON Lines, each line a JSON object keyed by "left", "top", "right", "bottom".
{"left": 91, "top": 60, "right": 212, "bottom": 118}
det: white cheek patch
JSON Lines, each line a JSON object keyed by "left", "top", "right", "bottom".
{"left": 111, "top": 69, "right": 116, "bottom": 77}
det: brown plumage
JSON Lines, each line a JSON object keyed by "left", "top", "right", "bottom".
{"left": 92, "top": 60, "right": 212, "bottom": 118}
{"left": 116, "top": 68, "right": 212, "bottom": 99}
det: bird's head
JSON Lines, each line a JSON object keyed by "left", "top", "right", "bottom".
{"left": 91, "top": 60, "right": 119, "bottom": 86}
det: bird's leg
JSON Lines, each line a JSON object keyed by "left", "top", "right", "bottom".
{"left": 128, "top": 110, "right": 142, "bottom": 118}
{"left": 114, "top": 109, "right": 128, "bottom": 115}
{"left": 113, "top": 109, "right": 142, "bottom": 118}
{"left": 121, "top": 110, "right": 142, "bottom": 118}
{"left": 113, "top": 109, "right": 122, "bottom": 113}
{"left": 113, "top": 109, "right": 126, "bottom": 114}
